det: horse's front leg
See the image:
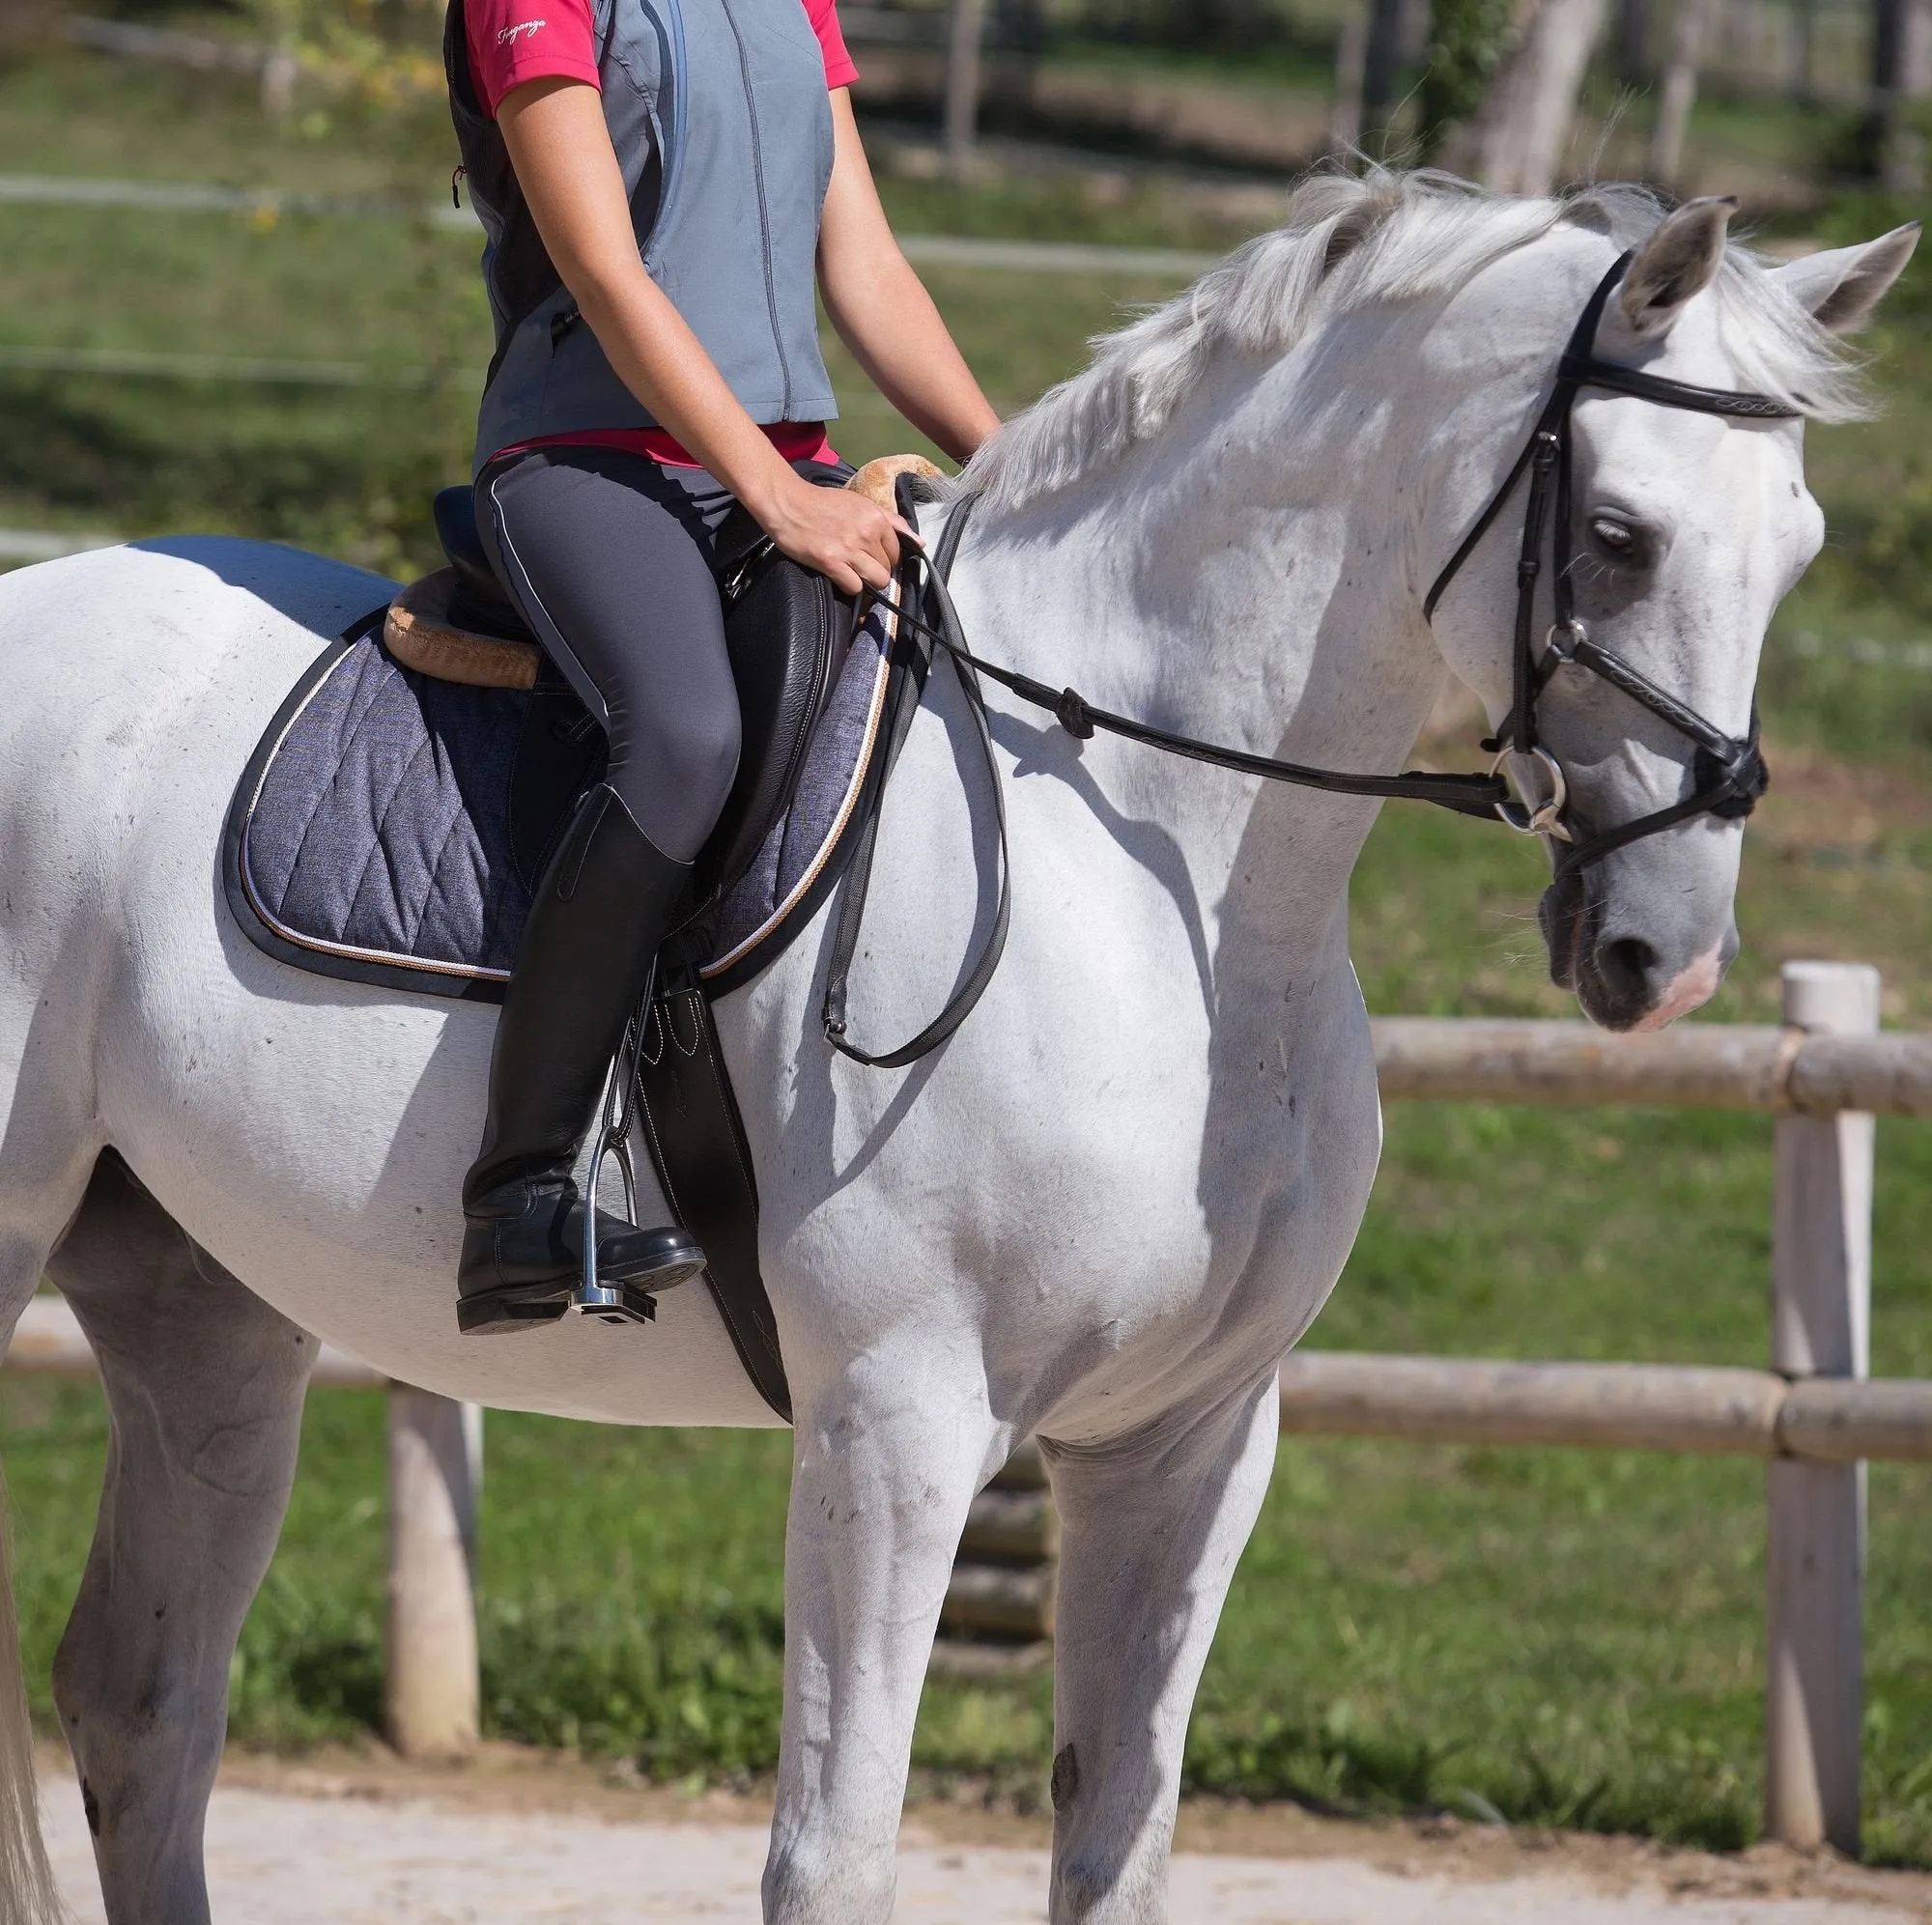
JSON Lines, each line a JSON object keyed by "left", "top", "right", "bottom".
{"left": 763, "top": 1346, "right": 997, "bottom": 1925}
{"left": 1044, "top": 1375, "right": 1280, "bottom": 1925}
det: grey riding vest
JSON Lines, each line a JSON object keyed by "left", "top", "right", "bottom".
{"left": 445, "top": 0, "right": 838, "bottom": 472}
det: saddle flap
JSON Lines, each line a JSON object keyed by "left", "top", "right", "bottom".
{"left": 697, "top": 522, "right": 853, "bottom": 898}
{"left": 509, "top": 690, "right": 609, "bottom": 895}
{"left": 636, "top": 986, "right": 790, "bottom": 1421}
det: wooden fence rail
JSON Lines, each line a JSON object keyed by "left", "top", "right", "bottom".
{"left": 1371, "top": 1013, "right": 1932, "bottom": 1114}
{"left": 1275, "top": 1353, "right": 1932, "bottom": 1461}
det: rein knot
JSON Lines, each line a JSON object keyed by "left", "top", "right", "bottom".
{"left": 1055, "top": 688, "right": 1096, "bottom": 739}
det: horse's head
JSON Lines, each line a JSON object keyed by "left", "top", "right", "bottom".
{"left": 1432, "top": 199, "right": 1916, "bottom": 1031}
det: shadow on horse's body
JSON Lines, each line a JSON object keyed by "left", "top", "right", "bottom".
{"left": 0, "top": 177, "right": 1913, "bottom": 1923}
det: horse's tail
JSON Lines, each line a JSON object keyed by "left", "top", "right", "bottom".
{"left": 0, "top": 1464, "right": 62, "bottom": 1922}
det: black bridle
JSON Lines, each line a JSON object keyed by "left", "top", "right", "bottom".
{"left": 823, "top": 251, "right": 1801, "bottom": 1064}
{"left": 1421, "top": 250, "right": 1793, "bottom": 877}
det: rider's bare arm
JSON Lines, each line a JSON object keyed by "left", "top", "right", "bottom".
{"left": 816, "top": 92, "right": 1002, "bottom": 467}
{"left": 497, "top": 76, "right": 904, "bottom": 597}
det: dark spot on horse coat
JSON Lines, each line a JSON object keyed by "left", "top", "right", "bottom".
{"left": 82, "top": 1777, "right": 100, "bottom": 1835}
{"left": 1051, "top": 1741, "right": 1079, "bottom": 1812}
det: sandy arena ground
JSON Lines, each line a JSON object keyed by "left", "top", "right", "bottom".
{"left": 40, "top": 1747, "right": 1932, "bottom": 1923}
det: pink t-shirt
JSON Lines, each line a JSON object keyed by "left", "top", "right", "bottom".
{"left": 467, "top": 0, "right": 858, "bottom": 117}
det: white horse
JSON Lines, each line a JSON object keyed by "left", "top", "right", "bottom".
{"left": 0, "top": 173, "right": 1914, "bottom": 1924}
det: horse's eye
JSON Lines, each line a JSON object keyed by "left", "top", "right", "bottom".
{"left": 1590, "top": 516, "right": 1637, "bottom": 555}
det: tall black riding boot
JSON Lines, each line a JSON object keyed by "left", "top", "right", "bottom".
{"left": 458, "top": 783, "right": 706, "bottom": 1336}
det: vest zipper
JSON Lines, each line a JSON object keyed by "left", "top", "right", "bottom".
{"left": 651, "top": 0, "right": 687, "bottom": 268}
{"left": 716, "top": 0, "right": 794, "bottom": 419}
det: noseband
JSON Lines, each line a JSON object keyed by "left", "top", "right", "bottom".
{"left": 1423, "top": 251, "right": 1795, "bottom": 878}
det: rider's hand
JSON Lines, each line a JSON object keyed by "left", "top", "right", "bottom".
{"left": 758, "top": 476, "right": 908, "bottom": 598}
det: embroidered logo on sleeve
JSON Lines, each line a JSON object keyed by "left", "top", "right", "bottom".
{"left": 497, "top": 19, "right": 547, "bottom": 43}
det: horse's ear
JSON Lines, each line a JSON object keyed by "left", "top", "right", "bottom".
{"left": 1619, "top": 197, "right": 1737, "bottom": 339}
{"left": 1769, "top": 224, "right": 1920, "bottom": 335}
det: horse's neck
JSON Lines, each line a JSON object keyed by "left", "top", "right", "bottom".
{"left": 947, "top": 347, "right": 1455, "bottom": 932}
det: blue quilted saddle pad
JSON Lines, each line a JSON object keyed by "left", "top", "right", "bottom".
{"left": 224, "top": 592, "right": 901, "bottom": 1002}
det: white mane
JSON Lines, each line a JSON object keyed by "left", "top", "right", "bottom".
{"left": 965, "top": 168, "right": 1867, "bottom": 514}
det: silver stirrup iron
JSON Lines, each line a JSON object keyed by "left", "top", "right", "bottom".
{"left": 570, "top": 1001, "right": 654, "bottom": 1324}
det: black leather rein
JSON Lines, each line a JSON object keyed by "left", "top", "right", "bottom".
{"left": 819, "top": 496, "right": 1499, "bottom": 1069}
{"left": 822, "top": 251, "right": 1801, "bottom": 1066}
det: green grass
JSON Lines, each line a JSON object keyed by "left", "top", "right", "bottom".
{"left": 0, "top": 41, "right": 456, "bottom": 191}
{"left": 3, "top": 47, "right": 1932, "bottom": 1862}
{"left": 0, "top": 47, "right": 1192, "bottom": 568}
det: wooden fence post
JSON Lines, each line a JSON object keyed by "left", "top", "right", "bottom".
{"left": 944, "top": 0, "right": 990, "bottom": 180}
{"left": 1765, "top": 959, "right": 1876, "bottom": 1854}
{"left": 1647, "top": 0, "right": 1720, "bottom": 184}
{"left": 1327, "top": 7, "right": 1369, "bottom": 156}
{"left": 385, "top": 1390, "right": 483, "bottom": 1762}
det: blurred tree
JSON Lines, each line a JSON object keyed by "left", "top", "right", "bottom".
{"left": 1790, "top": 0, "right": 1818, "bottom": 102}
{"left": 1427, "top": 0, "right": 1607, "bottom": 188}
{"left": 1646, "top": 0, "right": 1719, "bottom": 185}
{"left": 1330, "top": 4, "right": 1369, "bottom": 152}
{"left": 237, "top": 0, "right": 444, "bottom": 119}
{"left": 1416, "top": 0, "right": 1521, "bottom": 158}
{"left": 1613, "top": 0, "right": 1651, "bottom": 82}
{"left": 1362, "top": 0, "right": 1410, "bottom": 140}
{"left": 1869, "top": 0, "right": 1929, "bottom": 185}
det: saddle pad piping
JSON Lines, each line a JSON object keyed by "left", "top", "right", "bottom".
{"left": 240, "top": 869, "right": 514, "bottom": 982}
{"left": 697, "top": 579, "right": 900, "bottom": 982}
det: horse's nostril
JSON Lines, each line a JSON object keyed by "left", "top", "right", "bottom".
{"left": 1598, "top": 935, "right": 1659, "bottom": 999}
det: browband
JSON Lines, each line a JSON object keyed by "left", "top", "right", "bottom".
{"left": 1558, "top": 354, "right": 1803, "bottom": 420}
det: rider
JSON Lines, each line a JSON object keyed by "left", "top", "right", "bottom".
{"left": 444, "top": 0, "right": 999, "bottom": 1334}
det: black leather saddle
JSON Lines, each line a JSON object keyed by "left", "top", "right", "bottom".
{"left": 424, "top": 480, "right": 868, "bottom": 1424}
{"left": 427, "top": 479, "right": 857, "bottom": 907}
